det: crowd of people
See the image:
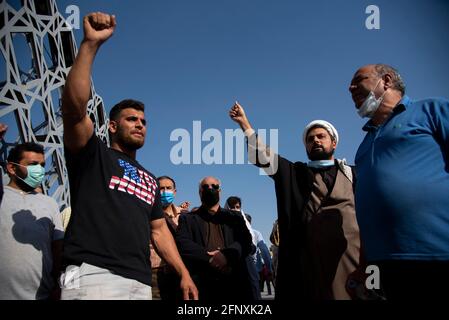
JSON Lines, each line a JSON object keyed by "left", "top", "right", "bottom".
{"left": 1, "top": 11, "right": 449, "bottom": 301}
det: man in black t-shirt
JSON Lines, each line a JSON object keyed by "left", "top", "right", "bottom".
{"left": 60, "top": 12, "right": 197, "bottom": 300}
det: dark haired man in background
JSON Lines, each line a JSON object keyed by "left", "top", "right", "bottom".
{"left": 0, "top": 142, "right": 64, "bottom": 299}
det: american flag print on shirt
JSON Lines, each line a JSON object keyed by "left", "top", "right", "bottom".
{"left": 108, "top": 159, "right": 158, "bottom": 206}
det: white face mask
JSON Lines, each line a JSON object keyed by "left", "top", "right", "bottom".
{"left": 357, "top": 79, "right": 387, "bottom": 118}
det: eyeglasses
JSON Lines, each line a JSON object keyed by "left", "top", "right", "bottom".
{"left": 201, "top": 184, "right": 220, "bottom": 190}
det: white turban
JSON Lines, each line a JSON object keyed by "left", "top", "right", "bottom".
{"left": 303, "top": 120, "right": 339, "bottom": 146}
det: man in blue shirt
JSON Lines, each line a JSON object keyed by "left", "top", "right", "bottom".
{"left": 349, "top": 64, "right": 449, "bottom": 300}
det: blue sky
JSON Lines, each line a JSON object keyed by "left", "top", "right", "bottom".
{"left": 4, "top": 0, "right": 449, "bottom": 242}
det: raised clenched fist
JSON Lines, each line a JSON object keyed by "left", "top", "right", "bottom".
{"left": 83, "top": 12, "right": 116, "bottom": 45}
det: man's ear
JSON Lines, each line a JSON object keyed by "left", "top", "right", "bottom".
{"left": 109, "top": 120, "right": 118, "bottom": 134}
{"left": 383, "top": 73, "right": 394, "bottom": 90}
{"left": 6, "top": 162, "right": 16, "bottom": 177}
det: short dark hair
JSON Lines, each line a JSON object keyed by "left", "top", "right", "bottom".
{"left": 7, "top": 142, "right": 44, "bottom": 163}
{"left": 226, "top": 196, "right": 241, "bottom": 208}
{"left": 374, "top": 64, "right": 406, "bottom": 96}
{"left": 157, "top": 175, "right": 176, "bottom": 189}
{"left": 109, "top": 99, "right": 145, "bottom": 122}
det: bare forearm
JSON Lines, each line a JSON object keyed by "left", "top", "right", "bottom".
{"left": 62, "top": 41, "right": 99, "bottom": 122}
{"left": 62, "top": 13, "right": 116, "bottom": 151}
{"left": 238, "top": 118, "right": 253, "bottom": 132}
{"left": 153, "top": 229, "right": 190, "bottom": 278}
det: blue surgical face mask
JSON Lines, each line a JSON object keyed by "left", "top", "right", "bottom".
{"left": 12, "top": 162, "right": 45, "bottom": 189}
{"left": 357, "top": 79, "right": 387, "bottom": 118}
{"left": 160, "top": 190, "right": 175, "bottom": 206}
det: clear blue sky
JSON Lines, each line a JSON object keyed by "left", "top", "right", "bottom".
{"left": 6, "top": 0, "right": 449, "bottom": 242}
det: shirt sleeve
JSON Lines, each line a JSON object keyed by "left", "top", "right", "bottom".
{"left": 64, "top": 132, "right": 99, "bottom": 167}
{"left": 257, "top": 240, "right": 272, "bottom": 270}
{"left": 431, "top": 98, "right": 449, "bottom": 153}
{"left": 253, "top": 229, "right": 264, "bottom": 243}
{"left": 245, "top": 129, "right": 279, "bottom": 176}
{"left": 64, "top": 134, "right": 101, "bottom": 202}
{"left": 150, "top": 180, "right": 164, "bottom": 221}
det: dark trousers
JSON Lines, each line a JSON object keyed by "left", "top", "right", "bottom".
{"left": 375, "top": 260, "right": 449, "bottom": 300}
{"left": 246, "top": 257, "right": 262, "bottom": 300}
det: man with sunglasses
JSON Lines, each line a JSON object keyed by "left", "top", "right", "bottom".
{"left": 176, "top": 177, "right": 254, "bottom": 301}
{"left": 229, "top": 103, "right": 366, "bottom": 300}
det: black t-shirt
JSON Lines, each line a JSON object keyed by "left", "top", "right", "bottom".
{"left": 63, "top": 135, "right": 164, "bottom": 285}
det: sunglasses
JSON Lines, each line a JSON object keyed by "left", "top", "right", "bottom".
{"left": 201, "top": 184, "right": 220, "bottom": 190}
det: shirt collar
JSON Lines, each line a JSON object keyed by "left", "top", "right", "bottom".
{"left": 362, "top": 95, "right": 411, "bottom": 132}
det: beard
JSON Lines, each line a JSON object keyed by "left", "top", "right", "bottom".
{"left": 307, "top": 146, "right": 335, "bottom": 161}
{"left": 121, "top": 136, "right": 144, "bottom": 151}
{"left": 13, "top": 170, "right": 36, "bottom": 192}
{"left": 114, "top": 127, "right": 145, "bottom": 151}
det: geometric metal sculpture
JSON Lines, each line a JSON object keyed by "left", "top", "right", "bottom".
{"left": 0, "top": 0, "right": 109, "bottom": 210}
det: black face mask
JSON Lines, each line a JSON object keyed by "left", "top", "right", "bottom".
{"left": 201, "top": 189, "right": 220, "bottom": 207}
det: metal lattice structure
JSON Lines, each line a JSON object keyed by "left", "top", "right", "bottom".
{"left": 0, "top": 0, "right": 109, "bottom": 210}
